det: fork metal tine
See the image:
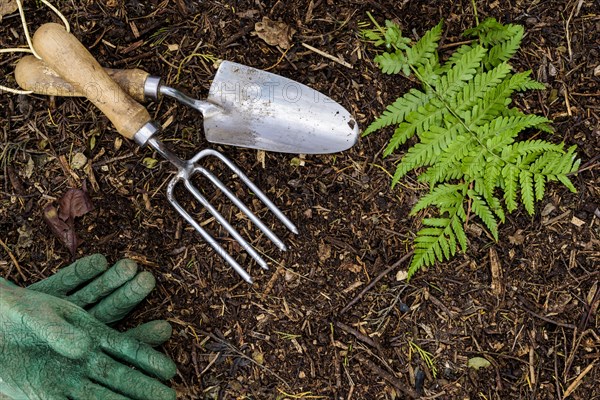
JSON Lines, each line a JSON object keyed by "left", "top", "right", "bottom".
{"left": 182, "top": 178, "right": 269, "bottom": 270}
{"left": 195, "top": 166, "right": 288, "bottom": 251}
{"left": 151, "top": 135, "right": 295, "bottom": 282}
{"left": 191, "top": 149, "right": 299, "bottom": 234}
{"left": 167, "top": 180, "right": 254, "bottom": 284}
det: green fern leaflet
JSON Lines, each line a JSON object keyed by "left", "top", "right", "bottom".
{"left": 362, "top": 17, "right": 580, "bottom": 278}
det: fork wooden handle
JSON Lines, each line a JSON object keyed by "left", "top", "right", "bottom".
{"left": 32, "top": 23, "right": 151, "bottom": 140}
{"left": 15, "top": 55, "right": 150, "bottom": 103}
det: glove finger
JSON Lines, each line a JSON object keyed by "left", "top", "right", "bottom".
{"left": 87, "top": 271, "right": 155, "bottom": 324}
{"left": 100, "top": 330, "right": 177, "bottom": 381}
{"left": 125, "top": 320, "right": 172, "bottom": 347}
{"left": 67, "top": 259, "right": 138, "bottom": 308}
{"left": 70, "top": 380, "right": 130, "bottom": 400}
{"left": 22, "top": 309, "right": 91, "bottom": 359}
{"left": 27, "top": 254, "right": 108, "bottom": 297}
{"left": 88, "top": 353, "right": 176, "bottom": 400}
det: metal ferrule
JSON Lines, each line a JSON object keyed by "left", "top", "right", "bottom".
{"left": 133, "top": 121, "right": 161, "bottom": 147}
{"left": 143, "top": 76, "right": 162, "bottom": 100}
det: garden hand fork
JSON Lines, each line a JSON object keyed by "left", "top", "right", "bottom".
{"left": 32, "top": 23, "right": 297, "bottom": 283}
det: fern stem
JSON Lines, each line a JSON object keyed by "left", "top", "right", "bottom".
{"left": 471, "top": 0, "right": 480, "bottom": 26}
{"left": 366, "top": 11, "right": 386, "bottom": 36}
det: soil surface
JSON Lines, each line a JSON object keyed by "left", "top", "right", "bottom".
{"left": 1, "top": 0, "right": 599, "bottom": 399}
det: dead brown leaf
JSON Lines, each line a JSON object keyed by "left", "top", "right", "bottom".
{"left": 44, "top": 188, "right": 93, "bottom": 256}
{"left": 58, "top": 188, "right": 94, "bottom": 220}
{"left": 0, "top": 0, "right": 17, "bottom": 18}
{"left": 508, "top": 230, "right": 525, "bottom": 245}
{"left": 253, "top": 17, "right": 295, "bottom": 49}
{"left": 43, "top": 204, "right": 79, "bottom": 257}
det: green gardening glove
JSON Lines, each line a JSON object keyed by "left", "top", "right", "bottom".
{"left": 0, "top": 278, "right": 176, "bottom": 399}
{"left": 0, "top": 260, "right": 177, "bottom": 400}
{"left": 28, "top": 254, "right": 161, "bottom": 325}
{"left": 27, "top": 254, "right": 173, "bottom": 347}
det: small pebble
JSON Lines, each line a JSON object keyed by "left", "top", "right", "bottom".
{"left": 399, "top": 302, "right": 410, "bottom": 313}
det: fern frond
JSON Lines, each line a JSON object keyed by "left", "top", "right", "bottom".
{"left": 468, "top": 190, "right": 499, "bottom": 240}
{"left": 362, "top": 29, "right": 387, "bottom": 47}
{"left": 519, "top": 170, "right": 535, "bottom": 215}
{"left": 411, "top": 223, "right": 448, "bottom": 270}
{"left": 454, "top": 62, "right": 512, "bottom": 111}
{"left": 482, "top": 160, "right": 502, "bottom": 198}
{"left": 434, "top": 45, "right": 487, "bottom": 96}
{"left": 437, "top": 44, "right": 476, "bottom": 74}
{"left": 503, "top": 108, "right": 554, "bottom": 133}
{"left": 404, "top": 47, "right": 489, "bottom": 140}
{"left": 555, "top": 146, "right": 580, "bottom": 192}
{"left": 418, "top": 135, "right": 476, "bottom": 185}
{"left": 462, "top": 151, "right": 488, "bottom": 179}
{"left": 526, "top": 151, "right": 578, "bottom": 195}
{"left": 452, "top": 216, "right": 468, "bottom": 251}
{"left": 463, "top": 18, "right": 504, "bottom": 43}
{"left": 361, "top": 19, "right": 411, "bottom": 50}
{"left": 412, "top": 185, "right": 468, "bottom": 276}
{"left": 532, "top": 146, "right": 579, "bottom": 176}
{"left": 372, "top": 21, "right": 442, "bottom": 77}
{"left": 558, "top": 145, "right": 580, "bottom": 174}
{"left": 502, "top": 164, "right": 519, "bottom": 212}
{"left": 364, "top": 17, "right": 580, "bottom": 278}
{"left": 514, "top": 72, "right": 546, "bottom": 91}
{"left": 402, "top": 98, "right": 446, "bottom": 134}
{"left": 409, "top": 209, "right": 466, "bottom": 279}
{"left": 501, "top": 140, "right": 565, "bottom": 163}
{"left": 383, "top": 20, "right": 412, "bottom": 50}
{"left": 483, "top": 25, "right": 523, "bottom": 69}
{"left": 392, "top": 125, "right": 460, "bottom": 186}
{"left": 406, "top": 21, "right": 443, "bottom": 72}
{"left": 363, "top": 89, "right": 434, "bottom": 136}
{"left": 375, "top": 51, "right": 411, "bottom": 75}
{"left": 474, "top": 160, "right": 506, "bottom": 223}
{"left": 483, "top": 190, "right": 506, "bottom": 223}
{"left": 534, "top": 173, "right": 546, "bottom": 201}
{"left": 466, "top": 17, "right": 526, "bottom": 69}
{"left": 487, "top": 23, "right": 523, "bottom": 46}
{"left": 410, "top": 183, "right": 469, "bottom": 215}
{"left": 401, "top": 87, "right": 544, "bottom": 185}
{"left": 557, "top": 175, "right": 577, "bottom": 193}
{"left": 463, "top": 71, "right": 536, "bottom": 128}
{"left": 416, "top": 51, "right": 441, "bottom": 84}
{"left": 481, "top": 115, "right": 553, "bottom": 150}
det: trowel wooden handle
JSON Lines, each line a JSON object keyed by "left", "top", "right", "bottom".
{"left": 15, "top": 55, "right": 149, "bottom": 103}
{"left": 32, "top": 23, "right": 151, "bottom": 141}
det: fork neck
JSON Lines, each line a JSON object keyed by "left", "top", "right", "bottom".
{"left": 133, "top": 121, "right": 186, "bottom": 169}
{"left": 146, "top": 137, "right": 187, "bottom": 170}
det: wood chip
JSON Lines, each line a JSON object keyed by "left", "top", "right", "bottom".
{"left": 541, "top": 202, "right": 556, "bottom": 217}
{"left": 489, "top": 248, "right": 504, "bottom": 297}
{"left": 396, "top": 270, "right": 408, "bottom": 281}
{"left": 342, "top": 280, "right": 363, "bottom": 293}
{"left": 318, "top": 241, "right": 331, "bottom": 261}
{"left": 571, "top": 215, "right": 586, "bottom": 227}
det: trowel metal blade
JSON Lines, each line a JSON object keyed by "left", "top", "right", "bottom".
{"left": 203, "top": 61, "right": 359, "bottom": 154}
